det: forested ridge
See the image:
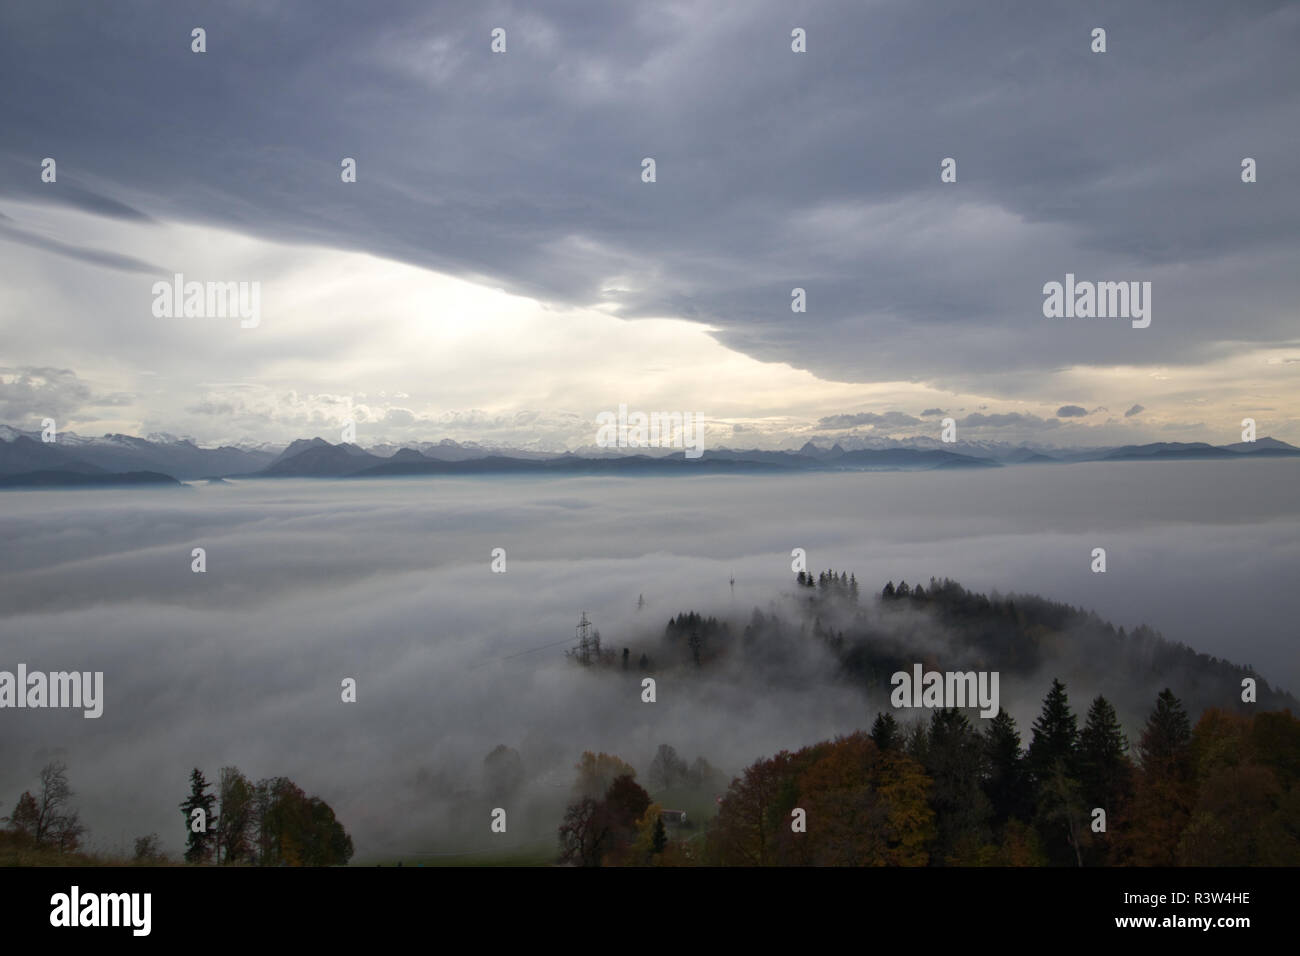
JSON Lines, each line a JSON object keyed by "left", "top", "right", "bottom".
{"left": 557, "top": 572, "right": 1298, "bottom": 865}
{"left": 614, "top": 572, "right": 1297, "bottom": 725}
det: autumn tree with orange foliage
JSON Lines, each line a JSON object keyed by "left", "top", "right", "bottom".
{"left": 706, "top": 733, "right": 934, "bottom": 866}
{"left": 572, "top": 751, "right": 638, "bottom": 800}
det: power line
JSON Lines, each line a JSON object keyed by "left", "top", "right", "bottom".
{"left": 468, "top": 635, "right": 574, "bottom": 669}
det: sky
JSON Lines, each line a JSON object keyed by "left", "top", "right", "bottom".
{"left": 3, "top": 463, "right": 1297, "bottom": 858}
{"left": 1, "top": 0, "right": 1297, "bottom": 450}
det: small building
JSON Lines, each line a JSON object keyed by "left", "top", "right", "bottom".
{"left": 660, "top": 809, "right": 687, "bottom": 825}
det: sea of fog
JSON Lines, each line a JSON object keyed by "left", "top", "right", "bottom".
{"left": 1, "top": 460, "right": 1297, "bottom": 860}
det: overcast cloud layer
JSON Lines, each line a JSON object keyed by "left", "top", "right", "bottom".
{"left": 1, "top": 1, "right": 1297, "bottom": 448}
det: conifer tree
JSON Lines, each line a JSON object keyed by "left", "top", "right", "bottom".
{"left": 180, "top": 768, "right": 217, "bottom": 864}
{"left": 1077, "top": 695, "right": 1132, "bottom": 864}
{"left": 923, "top": 708, "right": 992, "bottom": 861}
{"left": 983, "top": 709, "right": 1028, "bottom": 827}
{"left": 1078, "top": 695, "right": 1132, "bottom": 811}
{"left": 1139, "top": 688, "right": 1192, "bottom": 771}
{"left": 1027, "top": 678, "right": 1079, "bottom": 784}
{"left": 870, "top": 712, "right": 900, "bottom": 751}
{"left": 1123, "top": 688, "right": 1196, "bottom": 864}
{"left": 1027, "top": 679, "right": 1084, "bottom": 865}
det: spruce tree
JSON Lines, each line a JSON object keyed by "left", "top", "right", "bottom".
{"left": 1027, "top": 678, "right": 1079, "bottom": 784}
{"left": 924, "top": 708, "right": 992, "bottom": 861}
{"left": 1138, "top": 688, "right": 1191, "bottom": 772}
{"left": 1027, "top": 679, "right": 1085, "bottom": 865}
{"left": 983, "top": 709, "right": 1027, "bottom": 827}
{"left": 180, "top": 768, "right": 217, "bottom": 864}
{"left": 1078, "top": 695, "right": 1132, "bottom": 811}
{"left": 870, "top": 712, "right": 900, "bottom": 751}
{"left": 1126, "top": 688, "right": 1195, "bottom": 865}
{"left": 1077, "top": 695, "right": 1132, "bottom": 864}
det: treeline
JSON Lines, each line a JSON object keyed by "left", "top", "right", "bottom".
{"left": 662, "top": 612, "right": 730, "bottom": 667}
{"left": 871, "top": 575, "right": 1293, "bottom": 712}
{"left": 705, "top": 680, "right": 1300, "bottom": 866}
{"left": 549, "top": 682, "right": 1300, "bottom": 865}
{"left": 608, "top": 572, "right": 1296, "bottom": 723}
{"left": 795, "top": 569, "right": 860, "bottom": 602}
{"left": 180, "top": 767, "right": 354, "bottom": 866}
{"left": 2, "top": 762, "right": 353, "bottom": 866}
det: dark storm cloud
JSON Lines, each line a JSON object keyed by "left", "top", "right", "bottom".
{"left": 0, "top": 0, "right": 1296, "bottom": 393}
{"left": 1056, "top": 405, "right": 1088, "bottom": 417}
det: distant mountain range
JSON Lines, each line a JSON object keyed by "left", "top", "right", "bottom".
{"left": 0, "top": 428, "right": 278, "bottom": 480}
{"left": 1, "top": 425, "right": 1297, "bottom": 487}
